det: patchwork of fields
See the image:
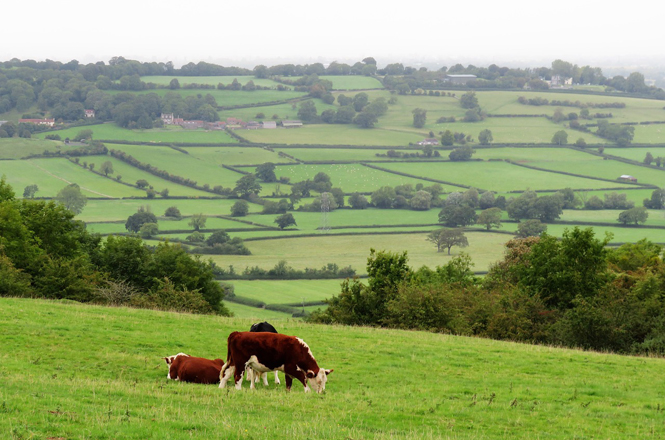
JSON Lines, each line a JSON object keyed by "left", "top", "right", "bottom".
{"left": 3, "top": 79, "right": 665, "bottom": 319}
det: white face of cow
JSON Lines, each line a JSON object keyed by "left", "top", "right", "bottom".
{"left": 306, "top": 368, "right": 333, "bottom": 394}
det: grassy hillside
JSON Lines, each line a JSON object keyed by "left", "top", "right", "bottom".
{"left": 1, "top": 298, "right": 663, "bottom": 439}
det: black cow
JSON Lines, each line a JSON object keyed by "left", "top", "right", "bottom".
{"left": 247, "top": 321, "right": 280, "bottom": 385}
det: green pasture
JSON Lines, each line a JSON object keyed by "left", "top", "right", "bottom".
{"left": 273, "top": 147, "right": 426, "bottom": 162}
{"left": 86, "top": 216, "right": 264, "bottom": 235}
{"left": 0, "top": 105, "right": 40, "bottom": 123}
{"left": 230, "top": 279, "right": 342, "bottom": 304}
{"left": 3, "top": 298, "right": 664, "bottom": 439}
{"left": 105, "top": 143, "right": 281, "bottom": 196}
{"left": 225, "top": 301, "right": 296, "bottom": 319}
{"left": 109, "top": 88, "right": 306, "bottom": 107}
{"left": 240, "top": 124, "right": 424, "bottom": 146}
{"left": 140, "top": 75, "right": 283, "bottom": 88}
{"left": 604, "top": 147, "right": 665, "bottom": 162}
{"left": 559, "top": 208, "right": 665, "bottom": 227}
{"left": 36, "top": 124, "right": 237, "bottom": 144}
{"left": 378, "top": 161, "right": 637, "bottom": 192}
{"left": 0, "top": 158, "right": 145, "bottom": 198}
{"left": 319, "top": 75, "right": 384, "bottom": 90}
{"left": 472, "top": 146, "right": 593, "bottom": 162}
{"left": 528, "top": 156, "right": 665, "bottom": 187}
{"left": 183, "top": 146, "right": 295, "bottom": 166}
{"left": 82, "top": 156, "right": 212, "bottom": 197}
{"left": 259, "top": 163, "right": 436, "bottom": 193}
{"left": 207, "top": 231, "right": 510, "bottom": 274}
{"left": 231, "top": 225, "right": 444, "bottom": 240}
{"left": 628, "top": 125, "right": 665, "bottom": 144}
{"left": 217, "top": 102, "right": 309, "bottom": 122}
{"left": 0, "top": 137, "right": 68, "bottom": 159}
{"left": 547, "top": 224, "right": 665, "bottom": 244}
{"left": 78, "top": 198, "right": 248, "bottom": 222}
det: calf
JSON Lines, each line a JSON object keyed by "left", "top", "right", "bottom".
{"left": 219, "top": 331, "right": 333, "bottom": 393}
{"left": 163, "top": 353, "right": 224, "bottom": 384}
{"left": 247, "top": 321, "right": 280, "bottom": 386}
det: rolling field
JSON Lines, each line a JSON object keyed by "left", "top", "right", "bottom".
{"left": 183, "top": 146, "right": 295, "bottom": 166}
{"left": 0, "top": 137, "right": 68, "bottom": 159}
{"left": 2, "top": 298, "right": 664, "bottom": 439}
{"left": 319, "top": 75, "right": 384, "bottom": 90}
{"left": 36, "top": 124, "right": 238, "bottom": 144}
{"left": 257, "top": 163, "right": 437, "bottom": 192}
{"left": 605, "top": 147, "right": 665, "bottom": 161}
{"left": 216, "top": 102, "right": 317, "bottom": 122}
{"left": 378, "top": 161, "right": 636, "bottom": 192}
{"left": 630, "top": 124, "right": 665, "bottom": 144}
{"left": 107, "top": 88, "right": 307, "bottom": 107}
{"left": 207, "top": 231, "right": 510, "bottom": 274}
{"left": 230, "top": 279, "right": 342, "bottom": 304}
{"left": 273, "top": 147, "right": 424, "bottom": 162}
{"left": 240, "top": 124, "right": 424, "bottom": 146}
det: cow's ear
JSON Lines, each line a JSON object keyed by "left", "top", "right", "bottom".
{"left": 306, "top": 370, "right": 316, "bottom": 379}
{"left": 164, "top": 357, "right": 171, "bottom": 365}
{"left": 325, "top": 369, "right": 334, "bottom": 375}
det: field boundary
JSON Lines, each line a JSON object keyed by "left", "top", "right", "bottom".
{"left": 361, "top": 163, "right": 474, "bottom": 190}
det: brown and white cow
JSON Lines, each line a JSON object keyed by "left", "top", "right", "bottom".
{"left": 163, "top": 353, "right": 224, "bottom": 384}
{"left": 247, "top": 321, "right": 280, "bottom": 386}
{"left": 219, "top": 331, "right": 333, "bottom": 393}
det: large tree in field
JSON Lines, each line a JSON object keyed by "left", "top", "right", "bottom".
{"left": 275, "top": 213, "right": 297, "bottom": 229}
{"left": 427, "top": 228, "right": 469, "bottom": 254}
{"left": 552, "top": 130, "right": 568, "bottom": 145}
{"left": 255, "top": 162, "right": 277, "bottom": 182}
{"left": 100, "top": 161, "right": 114, "bottom": 176}
{"left": 233, "top": 174, "right": 262, "bottom": 198}
{"left": 125, "top": 209, "right": 158, "bottom": 233}
{"left": 56, "top": 183, "right": 87, "bottom": 215}
{"left": 477, "top": 207, "right": 502, "bottom": 230}
{"left": 412, "top": 108, "right": 427, "bottom": 128}
{"left": 460, "top": 91, "right": 478, "bottom": 109}
{"left": 189, "top": 213, "right": 207, "bottom": 231}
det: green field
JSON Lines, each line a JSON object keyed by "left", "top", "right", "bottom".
{"left": 605, "top": 146, "right": 665, "bottom": 162}
{"left": 378, "top": 161, "right": 637, "bottom": 192}
{"left": 2, "top": 298, "right": 664, "bottom": 439}
{"left": 319, "top": 75, "right": 384, "bottom": 90}
{"left": 207, "top": 231, "right": 510, "bottom": 274}
{"left": 184, "top": 146, "right": 295, "bottom": 166}
{"left": 108, "top": 88, "right": 307, "bottom": 107}
{"left": 630, "top": 124, "right": 665, "bottom": 144}
{"left": 274, "top": 147, "right": 425, "bottom": 162}
{"left": 36, "top": 124, "right": 238, "bottom": 144}
{"left": 230, "top": 279, "right": 342, "bottom": 304}
{"left": 241, "top": 124, "right": 424, "bottom": 146}
{"left": 0, "top": 137, "right": 70, "bottom": 159}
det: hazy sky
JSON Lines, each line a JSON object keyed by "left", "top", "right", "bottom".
{"left": 2, "top": 0, "right": 663, "bottom": 68}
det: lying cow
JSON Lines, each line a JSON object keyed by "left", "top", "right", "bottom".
{"left": 163, "top": 353, "right": 224, "bottom": 384}
{"left": 219, "top": 331, "right": 333, "bottom": 393}
{"left": 247, "top": 321, "right": 281, "bottom": 386}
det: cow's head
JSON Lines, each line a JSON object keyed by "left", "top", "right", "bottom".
{"left": 306, "top": 368, "right": 333, "bottom": 394}
{"left": 163, "top": 353, "right": 189, "bottom": 379}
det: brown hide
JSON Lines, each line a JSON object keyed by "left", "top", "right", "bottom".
{"left": 169, "top": 355, "right": 224, "bottom": 384}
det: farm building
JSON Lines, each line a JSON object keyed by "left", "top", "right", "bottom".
{"left": 246, "top": 121, "right": 261, "bottom": 130}
{"left": 161, "top": 113, "right": 175, "bottom": 125}
{"left": 550, "top": 75, "right": 573, "bottom": 87}
{"left": 262, "top": 121, "right": 277, "bottom": 129}
{"left": 181, "top": 120, "right": 206, "bottom": 129}
{"left": 417, "top": 138, "right": 439, "bottom": 146}
{"left": 619, "top": 174, "right": 637, "bottom": 182}
{"left": 282, "top": 120, "right": 303, "bottom": 128}
{"left": 444, "top": 74, "right": 477, "bottom": 85}
{"left": 18, "top": 118, "right": 55, "bottom": 126}
{"left": 84, "top": 109, "right": 95, "bottom": 118}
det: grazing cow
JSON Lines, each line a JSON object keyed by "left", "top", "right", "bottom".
{"left": 219, "top": 331, "right": 333, "bottom": 393}
{"left": 163, "top": 353, "right": 224, "bottom": 384}
{"left": 247, "top": 321, "right": 280, "bottom": 386}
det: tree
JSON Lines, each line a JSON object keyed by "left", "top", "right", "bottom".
{"left": 206, "top": 230, "right": 229, "bottom": 246}
{"left": 160, "top": 188, "right": 169, "bottom": 198}
{"left": 275, "top": 213, "right": 297, "bottom": 229}
{"left": 643, "top": 188, "right": 665, "bottom": 209}
{"left": 551, "top": 130, "right": 568, "bottom": 145}
{"left": 412, "top": 108, "right": 427, "bottom": 128}
{"left": 231, "top": 200, "right": 249, "bottom": 217}
{"left": 353, "top": 93, "right": 369, "bottom": 112}
{"left": 575, "top": 138, "right": 587, "bottom": 147}
{"left": 164, "top": 206, "right": 182, "bottom": 219}
{"left": 409, "top": 191, "right": 432, "bottom": 210}
{"left": 516, "top": 219, "right": 547, "bottom": 238}
{"left": 427, "top": 228, "right": 469, "bottom": 255}
{"left": 56, "top": 184, "right": 87, "bottom": 215}
{"left": 125, "top": 210, "right": 157, "bottom": 233}
{"left": 335, "top": 105, "right": 356, "bottom": 124}
{"left": 644, "top": 152, "right": 654, "bottom": 165}
{"left": 189, "top": 213, "right": 207, "bottom": 231}
{"left": 100, "top": 161, "right": 114, "bottom": 176}
{"left": 297, "top": 100, "right": 317, "bottom": 122}
{"left": 233, "top": 174, "right": 262, "bottom": 198}
{"left": 371, "top": 186, "right": 396, "bottom": 209}
{"left": 441, "top": 130, "right": 454, "bottom": 146}
{"left": 354, "top": 111, "right": 378, "bottom": 128}
{"left": 139, "top": 222, "right": 159, "bottom": 238}
{"left": 23, "top": 184, "right": 38, "bottom": 199}
{"left": 136, "top": 179, "right": 150, "bottom": 189}
{"left": 438, "top": 205, "right": 477, "bottom": 227}
{"left": 478, "top": 129, "right": 493, "bottom": 145}
{"left": 449, "top": 146, "right": 474, "bottom": 161}
{"left": 349, "top": 193, "right": 369, "bottom": 209}
{"left": 460, "top": 92, "right": 479, "bottom": 109}
{"left": 618, "top": 207, "right": 649, "bottom": 225}
{"left": 169, "top": 78, "right": 180, "bottom": 90}
{"left": 477, "top": 207, "right": 502, "bottom": 231}
{"left": 74, "top": 129, "right": 93, "bottom": 142}
{"left": 255, "top": 162, "right": 277, "bottom": 182}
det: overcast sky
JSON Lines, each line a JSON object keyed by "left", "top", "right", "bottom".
{"left": 2, "top": 0, "right": 662, "bottom": 69}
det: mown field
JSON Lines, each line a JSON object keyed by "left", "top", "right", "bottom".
{"left": 140, "top": 75, "right": 284, "bottom": 88}
{"left": 36, "top": 124, "right": 238, "bottom": 144}
{"left": 107, "top": 88, "right": 307, "bottom": 107}
{"left": 2, "top": 298, "right": 664, "bottom": 439}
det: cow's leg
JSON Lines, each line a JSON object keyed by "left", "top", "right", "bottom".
{"left": 284, "top": 374, "right": 293, "bottom": 391}
{"left": 283, "top": 364, "right": 309, "bottom": 392}
{"left": 262, "top": 372, "right": 269, "bottom": 386}
{"left": 234, "top": 365, "right": 244, "bottom": 390}
{"left": 219, "top": 365, "right": 234, "bottom": 389}
{"left": 274, "top": 370, "right": 281, "bottom": 385}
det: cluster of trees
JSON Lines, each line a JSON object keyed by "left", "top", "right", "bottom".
{"left": 0, "top": 177, "right": 229, "bottom": 314}
{"left": 311, "top": 231, "right": 665, "bottom": 355}
{"left": 254, "top": 58, "right": 378, "bottom": 78}
{"left": 375, "top": 148, "right": 441, "bottom": 159}
{"left": 583, "top": 192, "right": 634, "bottom": 210}
{"left": 186, "top": 230, "right": 250, "bottom": 255}
{"left": 302, "top": 92, "right": 389, "bottom": 128}
{"left": 218, "top": 260, "right": 355, "bottom": 281}
{"left": 518, "top": 96, "right": 626, "bottom": 108}
{"left": 595, "top": 120, "right": 635, "bottom": 145}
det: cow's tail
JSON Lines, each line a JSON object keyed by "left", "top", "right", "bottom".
{"left": 220, "top": 331, "right": 239, "bottom": 379}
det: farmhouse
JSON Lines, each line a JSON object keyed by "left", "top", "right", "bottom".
{"left": 246, "top": 121, "right": 262, "bottom": 130}
{"left": 181, "top": 120, "right": 206, "bottom": 129}
{"left": 18, "top": 118, "right": 55, "bottom": 126}
{"left": 161, "top": 113, "right": 175, "bottom": 125}
{"left": 550, "top": 75, "right": 573, "bottom": 87}
{"left": 619, "top": 174, "right": 637, "bottom": 182}
{"left": 417, "top": 138, "right": 439, "bottom": 146}
{"left": 282, "top": 120, "right": 303, "bottom": 128}
{"left": 445, "top": 74, "right": 477, "bottom": 85}
{"left": 84, "top": 109, "right": 95, "bottom": 118}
